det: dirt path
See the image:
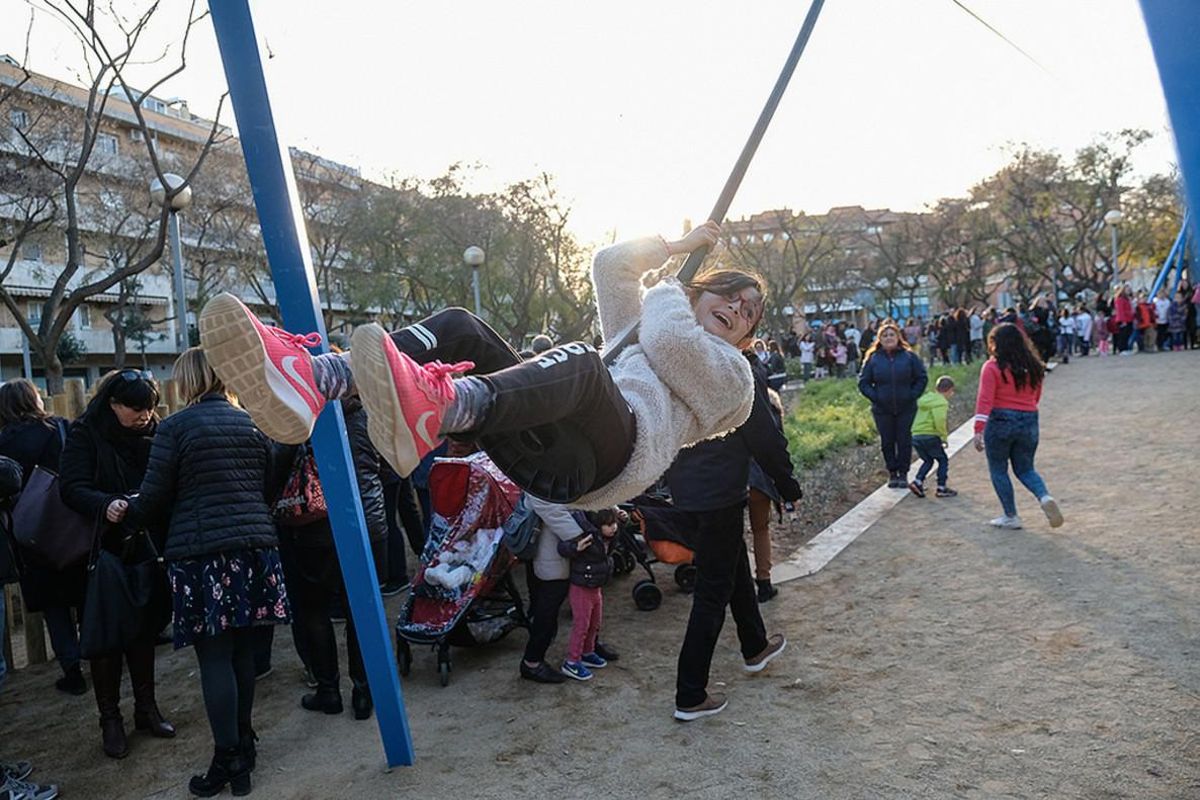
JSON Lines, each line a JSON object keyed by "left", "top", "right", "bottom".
{"left": 2, "top": 350, "right": 1198, "bottom": 799}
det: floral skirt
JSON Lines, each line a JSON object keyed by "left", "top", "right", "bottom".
{"left": 168, "top": 547, "right": 291, "bottom": 649}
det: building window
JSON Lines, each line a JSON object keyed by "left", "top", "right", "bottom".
{"left": 76, "top": 305, "right": 92, "bottom": 330}
{"left": 21, "top": 242, "right": 42, "bottom": 262}
{"left": 145, "top": 97, "right": 167, "bottom": 114}
{"left": 9, "top": 108, "right": 29, "bottom": 130}
{"left": 762, "top": 233, "right": 775, "bottom": 243}
{"left": 95, "top": 132, "right": 118, "bottom": 156}
{"left": 27, "top": 301, "right": 41, "bottom": 324}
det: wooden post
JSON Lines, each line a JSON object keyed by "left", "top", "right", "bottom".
{"left": 64, "top": 378, "right": 87, "bottom": 419}
{"left": 2, "top": 585, "right": 15, "bottom": 671}
{"left": 22, "top": 610, "right": 47, "bottom": 666}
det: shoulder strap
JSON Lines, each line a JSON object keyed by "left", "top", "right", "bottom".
{"left": 55, "top": 417, "right": 68, "bottom": 449}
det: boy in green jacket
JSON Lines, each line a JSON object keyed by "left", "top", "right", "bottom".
{"left": 908, "top": 376, "right": 957, "bottom": 498}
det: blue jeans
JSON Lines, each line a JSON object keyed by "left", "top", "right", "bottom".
{"left": 912, "top": 435, "right": 948, "bottom": 486}
{"left": 43, "top": 605, "right": 82, "bottom": 673}
{"left": 984, "top": 409, "right": 1050, "bottom": 517}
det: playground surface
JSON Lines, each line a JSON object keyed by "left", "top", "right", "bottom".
{"left": 2, "top": 350, "right": 1198, "bottom": 799}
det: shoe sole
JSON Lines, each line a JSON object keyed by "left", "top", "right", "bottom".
{"left": 743, "top": 637, "right": 787, "bottom": 673}
{"left": 989, "top": 520, "right": 1023, "bottom": 530}
{"left": 908, "top": 483, "right": 925, "bottom": 497}
{"left": 352, "top": 323, "right": 420, "bottom": 477}
{"left": 1041, "top": 498, "right": 1064, "bottom": 528}
{"left": 199, "top": 294, "right": 316, "bottom": 444}
{"left": 673, "top": 699, "right": 728, "bottom": 721}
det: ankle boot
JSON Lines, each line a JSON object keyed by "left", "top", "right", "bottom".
{"left": 188, "top": 746, "right": 251, "bottom": 798}
{"left": 300, "top": 686, "right": 343, "bottom": 714}
{"left": 129, "top": 644, "right": 176, "bottom": 738}
{"left": 239, "top": 726, "right": 258, "bottom": 773}
{"left": 351, "top": 682, "right": 373, "bottom": 721}
{"left": 91, "top": 655, "right": 129, "bottom": 759}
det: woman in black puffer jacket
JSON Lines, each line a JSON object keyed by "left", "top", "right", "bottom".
{"left": 857, "top": 321, "right": 929, "bottom": 488}
{"left": 59, "top": 369, "right": 174, "bottom": 760}
{"left": 0, "top": 379, "right": 87, "bottom": 696}
{"left": 273, "top": 393, "right": 387, "bottom": 722}
{"left": 130, "top": 348, "right": 287, "bottom": 798}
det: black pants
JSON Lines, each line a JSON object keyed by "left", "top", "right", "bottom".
{"left": 1116, "top": 322, "right": 1132, "bottom": 352}
{"left": 912, "top": 435, "right": 948, "bottom": 486}
{"left": 383, "top": 476, "right": 425, "bottom": 582}
{"left": 873, "top": 406, "right": 917, "bottom": 474}
{"left": 522, "top": 572, "right": 570, "bottom": 665}
{"left": 193, "top": 627, "right": 257, "bottom": 750}
{"left": 390, "top": 308, "right": 636, "bottom": 495}
{"left": 675, "top": 503, "right": 768, "bottom": 709}
{"left": 280, "top": 536, "right": 385, "bottom": 691}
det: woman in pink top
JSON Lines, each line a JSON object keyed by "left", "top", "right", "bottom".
{"left": 972, "top": 323, "right": 1063, "bottom": 530}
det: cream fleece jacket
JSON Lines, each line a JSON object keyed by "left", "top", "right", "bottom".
{"left": 573, "top": 236, "right": 754, "bottom": 510}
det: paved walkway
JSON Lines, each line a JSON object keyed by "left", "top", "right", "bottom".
{"left": 1, "top": 350, "right": 1197, "bottom": 799}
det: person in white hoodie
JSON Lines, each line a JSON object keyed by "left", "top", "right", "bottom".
{"left": 1073, "top": 305, "right": 1093, "bottom": 356}
{"left": 199, "top": 221, "right": 765, "bottom": 512}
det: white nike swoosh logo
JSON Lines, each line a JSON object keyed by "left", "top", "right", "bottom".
{"left": 415, "top": 410, "right": 438, "bottom": 449}
{"left": 281, "top": 356, "right": 321, "bottom": 405}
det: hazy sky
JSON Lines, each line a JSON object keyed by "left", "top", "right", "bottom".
{"left": 1, "top": 1, "right": 1175, "bottom": 244}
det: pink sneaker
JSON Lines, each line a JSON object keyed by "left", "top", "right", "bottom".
{"left": 350, "top": 322, "right": 473, "bottom": 476}
{"left": 198, "top": 292, "right": 325, "bottom": 444}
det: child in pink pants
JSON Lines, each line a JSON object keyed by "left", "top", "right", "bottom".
{"left": 556, "top": 509, "right": 618, "bottom": 681}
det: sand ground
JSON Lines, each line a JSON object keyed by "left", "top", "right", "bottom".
{"left": 2, "top": 349, "right": 1197, "bottom": 799}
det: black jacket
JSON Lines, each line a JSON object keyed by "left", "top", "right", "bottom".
{"left": 271, "top": 396, "right": 386, "bottom": 548}
{"left": 60, "top": 411, "right": 158, "bottom": 536}
{"left": 1, "top": 417, "right": 78, "bottom": 601}
{"left": 858, "top": 348, "right": 928, "bottom": 415}
{"left": 0, "top": 417, "right": 67, "bottom": 488}
{"left": 131, "top": 395, "right": 278, "bottom": 560}
{"left": 666, "top": 356, "right": 803, "bottom": 512}
{"left": 556, "top": 513, "right": 611, "bottom": 588}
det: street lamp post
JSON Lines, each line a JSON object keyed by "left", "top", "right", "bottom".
{"left": 463, "top": 245, "right": 485, "bottom": 319}
{"left": 150, "top": 173, "right": 194, "bottom": 352}
{"left": 1104, "top": 208, "right": 1124, "bottom": 292}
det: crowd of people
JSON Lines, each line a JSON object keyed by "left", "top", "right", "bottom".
{"left": 0, "top": 222, "right": 804, "bottom": 797}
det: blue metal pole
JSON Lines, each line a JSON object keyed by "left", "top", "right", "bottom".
{"left": 1139, "top": 3, "right": 1200, "bottom": 250}
{"left": 1149, "top": 212, "right": 1188, "bottom": 298}
{"left": 207, "top": 0, "right": 414, "bottom": 767}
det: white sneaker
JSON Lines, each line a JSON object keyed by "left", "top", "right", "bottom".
{"left": 1039, "top": 496, "right": 1064, "bottom": 528}
{"left": 989, "top": 515, "right": 1023, "bottom": 530}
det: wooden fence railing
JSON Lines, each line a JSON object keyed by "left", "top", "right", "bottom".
{"left": 2, "top": 376, "right": 187, "bottom": 672}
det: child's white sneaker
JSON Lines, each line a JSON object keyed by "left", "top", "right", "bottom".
{"left": 989, "top": 515, "right": 1023, "bottom": 530}
{"left": 1039, "top": 496, "right": 1064, "bottom": 528}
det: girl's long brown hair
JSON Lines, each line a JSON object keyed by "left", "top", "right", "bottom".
{"left": 987, "top": 322, "right": 1045, "bottom": 391}
{"left": 861, "top": 321, "right": 913, "bottom": 362}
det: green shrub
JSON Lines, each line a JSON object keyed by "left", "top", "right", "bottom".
{"left": 783, "top": 360, "right": 982, "bottom": 466}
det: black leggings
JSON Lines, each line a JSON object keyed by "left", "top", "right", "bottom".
{"left": 391, "top": 309, "right": 635, "bottom": 498}
{"left": 383, "top": 476, "right": 425, "bottom": 582}
{"left": 193, "top": 627, "right": 258, "bottom": 749}
{"left": 522, "top": 573, "right": 569, "bottom": 665}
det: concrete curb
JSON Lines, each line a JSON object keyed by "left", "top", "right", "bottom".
{"left": 773, "top": 417, "right": 977, "bottom": 584}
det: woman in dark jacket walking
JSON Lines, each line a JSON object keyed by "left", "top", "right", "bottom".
{"left": 858, "top": 322, "right": 929, "bottom": 488}
{"left": 130, "top": 348, "right": 288, "bottom": 797}
{"left": 665, "top": 352, "right": 801, "bottom": 721}
{"left": 0, "top": 379, "right": 88, "bottom": 696}
{"left": 274, "top": 394, "right": 387, "bottom": 721}
{"left": 58, "top": 370, "right": 174, "bottom": 759}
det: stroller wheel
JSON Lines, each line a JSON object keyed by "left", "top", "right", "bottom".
{"left": 438, "top": 660, "right": 451, "bottom": 687}
{"left": 397, "top": 639, "right": 413, "bottom": 677}
{"left": 632, "top": 579, "right": 663, "bottom": 611}
{"left": 674, "top": 564, "right": 698, "bottom": 593}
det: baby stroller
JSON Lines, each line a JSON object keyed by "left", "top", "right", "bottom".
{"left": 610, "top": 492, "right": 699, "bottom": 611}
{"left": 394, "top": 453, "right": 527, "bottom": 686}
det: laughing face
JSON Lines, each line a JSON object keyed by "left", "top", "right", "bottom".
{"left": 694, "top": 288, "right": 763, "bottom": 347}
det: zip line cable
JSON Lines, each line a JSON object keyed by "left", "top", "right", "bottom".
{"left": 948, "top": 0, "right": 1050, "bottom": 75}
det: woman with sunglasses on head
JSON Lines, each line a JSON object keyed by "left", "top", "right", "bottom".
{"left": 58, "top": 369, "right": 174, "bottom": 760}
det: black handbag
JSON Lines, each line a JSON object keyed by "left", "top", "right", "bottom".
{"left": 11, "top": 422, "right": 93, "bottom": 570}
{"left": 79, "top": 526, "right": 168, "bottom": 659}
